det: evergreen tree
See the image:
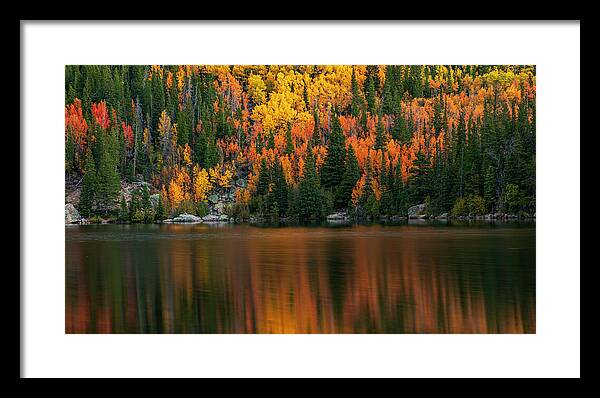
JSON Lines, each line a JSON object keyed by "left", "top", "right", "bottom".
{"left": 79, "top": 150, "right": 97, "bottom": 218}
{"left": 256, "top": 158, "right": 271, "bottom": 197}
{"left": 358, "top": 157, "right": 379, "bottom": 219}
{"left": 394, "top": 161, "right": 409, "bottom": 217}
{"left": 272, "top": 161, "right": 289, "bottom": 217}
{"left": 129, "top": 188, "right": 142, "bottom": 222}
{"left": 155, "top": 193, "right": 166, "bottom": 222}
{"left": 392, "top": 106, "right": 409, "bottom": 144}
{"left": 379, "top": 157, "right": 393, "bottom": 216}
{"left": 364, "top": 74, "right": 376, "bottom": 114}
{"left": 321, "top": 114, "right": 346, "bottom": 190}
{"left": 176, "top": 103, "right": 193, "bottom": 147}
{"left": 298, "top": 152, "right": 321, "bottom": 222}
{"left": 374, "top": 114, "right": 388, "bottom": 150}
{"left": 95, "top": 132, "right": 121, "bottom": 215}
{"left": 335, "top": 145, "right": 360, "bottom": 209}
{"left": 118, "top": 194, "right": 128, "bottom": 222}
{"left": 141, "top": 185, "right": 154, "bottom": 223}
{"left": 408, "top": 151, "right": 430, "bottom": 205}
{"left": 350, "top": 67, "right": 364, "bottom": 118}
{"left": 484, "top": 165, "right": 497, "bottom": 212}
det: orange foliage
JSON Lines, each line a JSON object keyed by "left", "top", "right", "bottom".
{"left": 65, "top": 98, "right": 88, "bottom": 149}
{"left": 91, "top": 101, "right": 109, "bottom": 130}
{"left": 122, "top": 122, "right": 134, "bottom": 148}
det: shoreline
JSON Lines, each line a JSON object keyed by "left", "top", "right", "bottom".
{"left": 66, "top": 216, "right": 536, "bottom": 227}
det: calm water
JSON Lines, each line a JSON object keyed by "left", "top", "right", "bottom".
{"left": 65, "top": 222, "right": 535, "bottom": 333}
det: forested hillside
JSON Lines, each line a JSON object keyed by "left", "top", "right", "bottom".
{"left": 65, "top": 65, "right": 536, "bottom": 222}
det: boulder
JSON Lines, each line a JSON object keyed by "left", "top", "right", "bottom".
{"left": 171, "top": 213, "right": 203, "bottom": 223}
{"left": 149, "top": 194, "right": 160, "bottom": 208}
{"left": 202, "top": 214, "right": 229, "bottom": 223}
{"left": 389, "top": 215, "right": 406, "bottom": 221}
{"left": 407, "top": 203, "right": 427, "bottom": 219}
{"left": 214, "top": 202, "right": 226, "bottom": 214}
{"left": 437, "top": 213, "right": 448, "bottom": 220}
{"left": 65, "top": 203, "right": 81, "bottom": 224}
{"left": 326, "top": 212, "right": 348, "bottom": 221}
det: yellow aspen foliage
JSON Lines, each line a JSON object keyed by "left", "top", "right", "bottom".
{"left": 193, "top": 166, "right": 212, "bottom": 203}
{"left": 351, "top": 174, "right": 366, "bottom": 205}
{"left": 209, "top": 163, "right": 234, "bottom": 189}
{"left": 280, "top": 155, "right": 294, "bottom": 186}
{"left": 168, "top": 179, "right": 185, "bottom": 209}
{"left": 176, "top": 66, "right": 185, "bottom": 93}
{"left": 371, "top": 177, "right": 381, "bottom": 201}
{"left": 158, "top": 111, "right": 172, "bottom": 141}
{"left": 248, "top": 74, "right": 267, "bottom": 105}
{"left": 166, "top": 71, "right": 174, "bottom": 89}
{"left": 182, "top": 143, "right": 192, "bottom": 167}
{"left": 235, "top": 187, "right": 251, "bottom": 204}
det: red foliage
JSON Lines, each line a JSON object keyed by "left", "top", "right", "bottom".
{"left": 122, "top": 122, "right": 134, "bottom": 148}
{"left": 91, "top": 101, "right": 110, "bottom": 130}
{"left": 65, "top": 98, "right": 88, "bottom": 150}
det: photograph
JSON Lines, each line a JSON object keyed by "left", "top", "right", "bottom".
{"left": 21, "top": 20, "right": 580, "bottom": 378}
{"left": 65, "top": 64, "right": 536, "bottom": 334}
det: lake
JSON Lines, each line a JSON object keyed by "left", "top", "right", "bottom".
{"left": 65, "top": 222, "right": 535, "bottom": 333}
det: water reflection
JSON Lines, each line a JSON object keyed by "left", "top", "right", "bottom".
{"left": 65, "top": 223, "right": 535, "bottom": 333}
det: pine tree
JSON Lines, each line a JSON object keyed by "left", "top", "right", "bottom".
{"left": 392, "top": 106, "right": 409, "bottom": 144}
{"left": 394, "top": 161, "right": 409, "bottom": 217}
{"left": 272, "top": 160, "right": 288, "bottom": 217}
{"left": 359, "top": 156, "right": 379, "bottom": 219}
{"left": 380, "top": 158, "right": 394, "bottom": 216}
{"left": 256, "top": 158, "right": 271, "bottom": 197}
{"left": 95, "top": 132, "right": 121, "bottom": 215}
{"left": 118, "top": 194, "right": 128, "bottom": 222}
{"left": 484, "top": 165, "right": 496, "bottom": 213}
{"left": 65, "top": 131, "right": 76, "bottom": 175}
{"left": 298, "top": 152, "right": 321, "bottom": 222}
{"left": 381, "top": 65, "right": 399, "bottom": 115}
{"left": 408, "top": 151, "right": 430, "bottom": 205}
{"left": 335, "top": 145, "right": 360, "bottom": 209}
{"left": 350, "top": 67, "right": 364, "bottom": 118}
{"left": 79, "top": 150, "right": 97, "bottom": 218}
{"left": 155, "top": 193, "right": 166, "bottom": 222}
{"left": 321, "top": 114, "right": 346, "bottom": 190}
{"left": 364, "top": 74, "right": 376, "bottom": 114}
{"left": 374, "top": 114, "right": 388, "bottom": 150}
{"left": 129, "top": 188, "right": 142, "bottom": 222}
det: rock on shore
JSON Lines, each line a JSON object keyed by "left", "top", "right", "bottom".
{"left": 202, "top": 214, "right": 230, "bottom": 223}
{"left": 165, "top": 213, "right": 203, "bottom": 223}
{"left": 326, "top": 212, "right": 349, "bottom": 221}
{"left": 65, "top": 203, "right": 81, "bottom": 224}
{"left": 408, "top": 203, "right": 427, "bottom": 219}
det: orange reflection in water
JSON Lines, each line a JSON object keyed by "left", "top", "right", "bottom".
{"left": 66, "top": 224, "right": 535, "bottom": 333}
